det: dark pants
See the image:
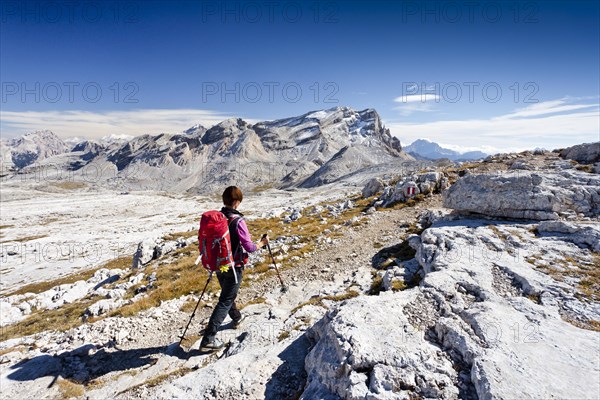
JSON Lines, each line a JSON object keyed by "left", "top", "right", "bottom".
{"left": 201, "top": 266, "right": 243, "bottom": 344}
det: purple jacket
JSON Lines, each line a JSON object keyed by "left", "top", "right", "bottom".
{"left": 236, "top": 218, "right": 257, "bottom": 253}
{"left": 221, "top": 207, "right": 257, "bottom": 262}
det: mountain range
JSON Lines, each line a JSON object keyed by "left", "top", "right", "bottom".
{"left": 0, "top": 107, "right": 414, "bottom": 193}
{"left": 405, "top": 139, "right": 488, "bottom": 161}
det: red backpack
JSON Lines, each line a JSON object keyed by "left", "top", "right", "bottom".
{"left": 198, "top": 211, "right": 235, "bottom": 275}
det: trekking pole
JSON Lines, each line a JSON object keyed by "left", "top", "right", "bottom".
{"left": 178, "top": 271, "right": 213, "bottom": 346}
{"left": 263, "top": 234, "right": 288, "bottom": 293}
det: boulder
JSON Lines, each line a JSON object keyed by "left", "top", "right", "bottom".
{"left": 341, "top": 199, "right": 354, "bottom": 210}
{"left": 418, "top": 180, "right": 435, "bottom": 195}
{"left": 559, "top": 142, "right": 600, "bottom": 164}
{"left": 361, "top": 178, "right": 385, "bottom": 198}
{"left": 0, "top": 301, "right": 26, "bottom": 327}
{"left": 132, "top": 238, "right": 159, "bottom": 268}
{"left": 85, "top": 298, "right": 126, "bottom": 317}
{"left": 382, "top": 180, "right": 420, "bottom": 207}
{"left": 400, "top": 181, "right": 420, "bottom": 199}
{"left": 285, "top": 209, "right": 302, "bottom": 223}
{"left": 154, "top": 240, "right": 178, "bottom": 258}
{"left": 416, "top": 171, "right": 442, "bottom": 183}
{"left": 380, "top": 172, "right": 446, "bottom": 207}
{"left": 443, "top": 171, "right": 600, "bottom": 220}
{"left": 303, "top": 293, "right": 460, "bottom": 399}
{"left": 60, "top": 281, "right": 90, "bottom": 304}
{"left": 416, "top": 172, "right": 444, "bottom": 195}
{"left": 509, "top": 160, "right": 535, "bottom": 170}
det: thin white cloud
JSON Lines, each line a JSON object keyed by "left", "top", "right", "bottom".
{"left": 436, "top": 142, "right": 500, "bottom": 155}
{"left": 0, "top": 109, "right": 238, "bottom": 139}
{"left": 393, "top": 94, "right": 441, "bottom": 103}
{"left": 497, "top": 98, "right": 598, "bottom": 119}
{"left": 387, "top": 100, "right": 600, "bottom": 154}
{"left": 393, "top": 103, "right": 437, "bottom": 116}
{"left": 393, "top": 94, "right": 441, "bottom": 116}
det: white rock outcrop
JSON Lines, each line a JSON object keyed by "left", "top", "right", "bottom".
{"left": 131, "top": 236, "right": 196, "bottom": 268}
{"left": 379, "top": 172, "right": 448, "bottom": 207}
{"left": 132, "top": 238, "right": 160, "bottom": 268}
{"left": 443, "top": 170, "right": 600, "bottom": 220}
{"left": 559, "top": 142, "right": 600, "bottom": 164}
{"left": 0, "top": 268, "right": 125, "bottom": 327}
{"left": 303, "top": 219, "right": 600, "bottom": 399}
{"left": 304, "top": 292, "right": 461, "bottom": 399}
{"left": 362, "top": 178, "right": 385, "bottom": 198}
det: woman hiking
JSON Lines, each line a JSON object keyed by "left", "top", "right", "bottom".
{"left": 200, "top": 186, "right": 269, "bottom": 351}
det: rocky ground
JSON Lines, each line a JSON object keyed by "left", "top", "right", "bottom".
{"left": 0, "top": 143, "right": 599, "bottom": 399}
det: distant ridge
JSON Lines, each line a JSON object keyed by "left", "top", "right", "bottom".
{"left": 1, "top": 107, "right": 415, "bottom": 193}
{"left": 405, "top": 139, "right": 487, "bottom": 161}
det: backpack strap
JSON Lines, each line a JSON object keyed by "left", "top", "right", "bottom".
{"left": 227, "top": 216, "right": 243, "bottom": 265}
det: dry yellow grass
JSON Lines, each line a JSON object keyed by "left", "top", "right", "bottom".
{"left": 0, "top": 257, "right": 134, "bottom": 341}
{"left": 0, "top": 195, "right": 375, "bottom": 341}
{"left": 241, "top": 296, "right": 267, "bottom": 308}
{"left": 0, "top": 345, "right": 25, "bottom": 356}
{"left": 39, "top": 217, "right": 60, "bottom": 226}
{"left": 528, "top": 254, "right": 600, "bottom": 303}
{"left": 576, "top": 255, "right": 600, "bottom": 302}
{"left": 290, "top": 290, "right": 360, "bottom": 314}
{"left": 391, "top": 280, "right": 408, "bottom": 291}
{"left": 163, "top": 230, "right": 197, "bottom": 241}
{"left": 111, "top": 252, "right": 213, "bottom": 317}
{"left": 0, "top": 298, "right": 97, "bottom": 342}
{"left": 53, "top": 181, "right": 87, "bottom": 190}
{"left": 249, "top": 183, "right": 276, "bottom": 193}
{"left": 575, "top": 164, "right": 594, "bottom": 173}
{"left": 277, "top": 330, "right": 291, "bottom": 341}
{"left": 144, "top": 367, "right": 193, "bottom": 387}
{"left": 117, "top": 367, "right": 193, "bottom": 396}
{"left": 369, "top": 274, "right": 384, "bottom": 295}
{"left": 2, "top": 234, "right": 48, "bottom": 243}
{"left": 56, "top": 378, "right": 85, "bottom": 399}
{"left": 178, "top": 334, "right": 200, "bottom": 348}
{"left": 563, "top": 317, "right": 600, "bottom": 332}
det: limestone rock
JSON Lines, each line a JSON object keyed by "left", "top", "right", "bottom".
{"left": 304, "top": 219, "right": 600, "bottom": 400}
{"left": 443, "top": 171, "right": 600, "bottom": 220}
{"left": 132, "top": 238, "right": 160, "bottom": 268}
{"left": 0, "top": 301, "right": 26, "bottom": 327}
{"left": 303, "top": 293, "right": 460, "bottom": 399}
{"left": 537, "top": 220, "right": 600, "bottom": 252}
{"left": 559, "top": 142, "right": 600, "bottom": 164}
{"left": 362, "top": 178, "right": 385, "bottom": 198}
{"left": 381, "top": 172, "right": 446, "bottom": 207}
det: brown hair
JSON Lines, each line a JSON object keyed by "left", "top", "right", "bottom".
{"left": 222, "top": 186, "right": 243, "bottom": 206}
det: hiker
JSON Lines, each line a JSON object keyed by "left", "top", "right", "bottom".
{"left": 200, "top": 186, "right": 269, "bottom": 351}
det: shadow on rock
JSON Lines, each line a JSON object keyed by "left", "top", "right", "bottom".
{"left": 264, "top": 334, "right": 311, "bottom": 400}
{"left": 7, "top": 342, "right": 199, "bottom": 387}
{"left": 371, "top": 239, "right": 416, "bottom": 270}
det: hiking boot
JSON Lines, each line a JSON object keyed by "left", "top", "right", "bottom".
{"left": 232, "top": 314, "right": 246, "bottom": 329}
{"left": 200, "top": 338, "right": 224, "bottom": 352}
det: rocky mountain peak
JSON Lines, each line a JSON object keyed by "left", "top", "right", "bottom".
{"left": 1, "top": 130, "right": 70, "bottom": 169}
{"left": 183, "top": 124, "right": 207, "bottom": 136}
{"left": 1, "top": 107, "right": 411, "bottom": 191}
{"left": 201, "top": 118, "right": 250, "bottom": 145}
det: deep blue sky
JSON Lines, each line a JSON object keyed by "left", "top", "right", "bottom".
{"left": 1, "top": 0, "right": 599, "bottom": 150}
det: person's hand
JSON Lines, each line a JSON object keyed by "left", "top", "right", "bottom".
{"left": 259, "top": 234, "right": 269, "bottom": 248}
